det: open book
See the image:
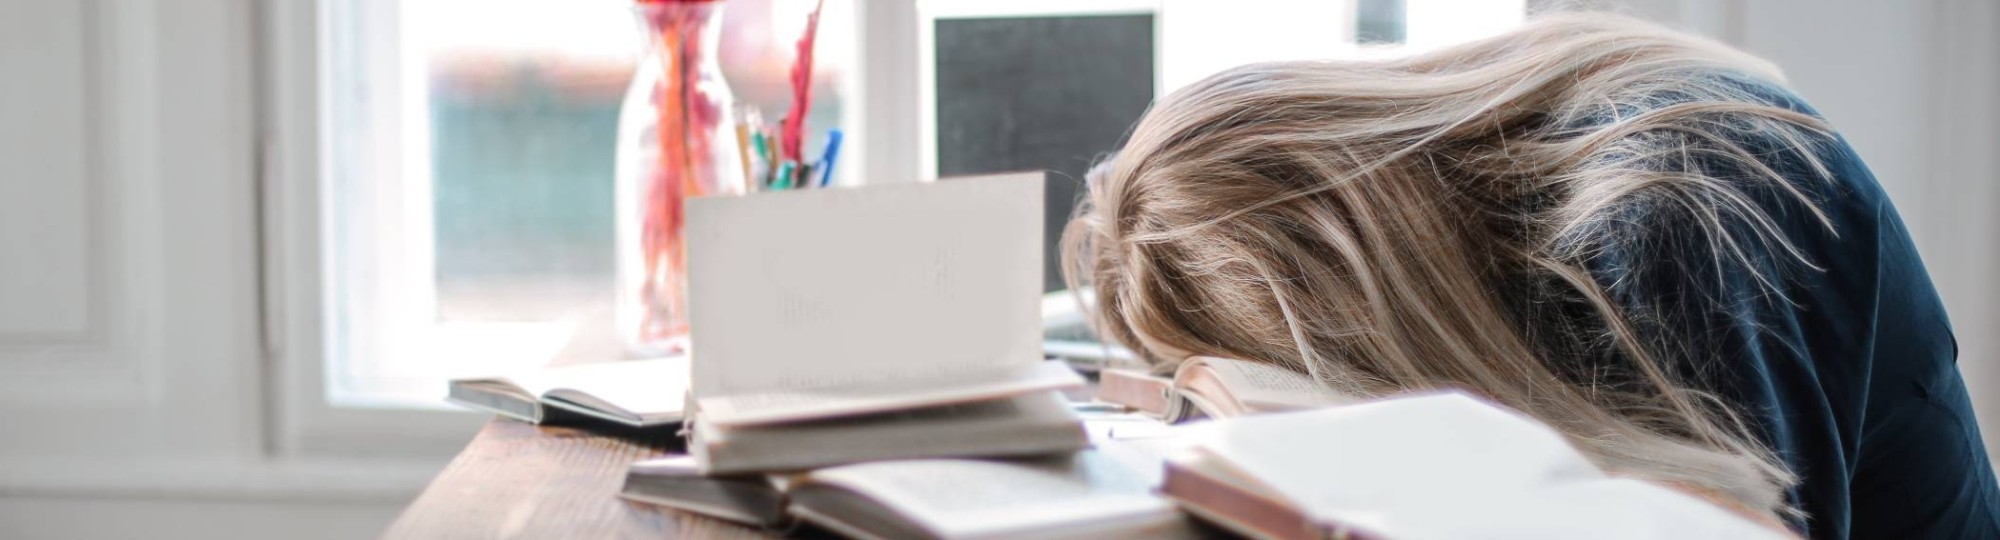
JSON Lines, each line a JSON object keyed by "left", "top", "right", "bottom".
{"left": 681, "top": 173, "right": 1086, "bottom": 471}
{"left": 623, "top": 439, "right": 1200, "bottom": 539}
{"left": 445, "top": 357, "right": 688, "bottom": 428}
{"left": 1161, "top": 392, "right": 1788, "bottom": 540}
{"left": 1097, "top": 356, "right": 1349, "bottom": 423}
{"left": 620, "top": 455, "right": 791, "bottom": 527}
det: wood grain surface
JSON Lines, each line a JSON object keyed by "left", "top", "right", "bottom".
{"left": 382, "top": 419, "right": 783, "bottom": 539}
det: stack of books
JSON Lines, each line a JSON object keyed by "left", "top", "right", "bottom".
{"left": 617, "top": 173, "right": 1194, "bottom": 538}
{"left": 454, "top": 174, "right": 1786, "bottom": 539}
{"left": 677, "top": 173, "right": 1087, "bottom": 471}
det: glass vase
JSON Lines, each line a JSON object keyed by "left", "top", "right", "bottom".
{"left": 614, "top": 0, "right": 743, "bottom": 357}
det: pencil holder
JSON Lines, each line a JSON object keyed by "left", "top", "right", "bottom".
{"left": 614, "top": 0, "right": 744, "bottom": 357}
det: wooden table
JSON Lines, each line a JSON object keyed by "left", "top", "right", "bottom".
{"left": 382, "top": 419, "right": 780, "bottom": 539}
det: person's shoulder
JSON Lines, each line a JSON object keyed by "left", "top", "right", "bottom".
{"left": 1657, "top": 68, "right": 1883, "bottom": 212}
{"left": 1585, "top": 68, "right": 1880, "bottom": 281}
{"left": 1691, "top": 69, "right": 1824, "bottom": 120}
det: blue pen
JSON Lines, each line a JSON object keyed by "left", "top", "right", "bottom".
{"left": 815, "top": 129, "right": 844, "bottom": 187}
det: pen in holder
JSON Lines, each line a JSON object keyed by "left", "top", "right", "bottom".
{"left": 613, "top": 0, "right": 743, "bottom": 357}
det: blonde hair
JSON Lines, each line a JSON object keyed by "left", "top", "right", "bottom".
{"left": 1063, "top": 13, "right": 1838, "bottom": 519}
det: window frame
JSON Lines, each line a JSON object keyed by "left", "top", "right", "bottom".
{"left": 263, "top": 0, "right": 921, "bottom": 457}
{"left": 265, "top": 0, "right": 480, "bottom": 458}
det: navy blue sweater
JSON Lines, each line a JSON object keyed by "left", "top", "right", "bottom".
{"left": 1584, "top": 74, "right": 2000, "bottom": 538}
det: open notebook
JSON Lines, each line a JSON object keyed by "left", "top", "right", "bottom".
{"left": 446, "top": 357, "right": 689, "bottom": 428}
{"left": 681, "top": 173, "right": 1086, "bottom": 472}
{"left": 622, "top": 438, "right": 1200, "bottom": 540}
{"left": 1097, "top": 356, "right": 1350, "bottom": 423}
{"left": 1161, "top": 392, "right": 1788, "bottom": 540}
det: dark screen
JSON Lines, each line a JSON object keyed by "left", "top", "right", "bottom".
{"left": 934, "top": 14, "right": 1155, "bottom": 292}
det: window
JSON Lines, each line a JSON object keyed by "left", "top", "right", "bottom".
{"left": 313, "top": 0, "right": 1520, "bottom": 408}
{"left": 320, "top": 0, "right": 855, "bottom": 407}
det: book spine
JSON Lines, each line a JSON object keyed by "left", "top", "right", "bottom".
{"left": 1099, "top": 369, "right": 1173, "bottom": 415}
{"left": 1160, "top": 461, "right": 1321, "bottom": 540}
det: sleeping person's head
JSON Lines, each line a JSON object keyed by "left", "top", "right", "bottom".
{"left": 1063, "top": 13, "right": 1837, "bottom": 520}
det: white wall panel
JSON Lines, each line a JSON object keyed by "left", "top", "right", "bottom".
{"left": 0, "top": 1, "right": 96, "bottom": 341}
{"left": 0, "top": 0, "right": 161, "bottom": 387}
{"left": 0, "top": 0, "right": 261, "bottom": 460}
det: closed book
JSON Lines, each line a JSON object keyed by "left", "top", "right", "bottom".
{"left": 687, "top": 390, "right": 1087, "bottom": 475}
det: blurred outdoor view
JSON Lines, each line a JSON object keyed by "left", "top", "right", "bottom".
{"left": 415, "top": 0, "right": 850, "bottom": 324}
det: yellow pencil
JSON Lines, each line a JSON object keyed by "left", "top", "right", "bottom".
{"left": 734, "top": 119, "right": 755, "bottom": 194}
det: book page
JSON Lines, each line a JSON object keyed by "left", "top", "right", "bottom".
{"left": 1100, "top": 423, "right": 1198, "bottom": 458}
{"left": 1199, "top": 392, "right": 1605, "bottom": 533}
{"left": 686, "top": 174, "right": 1046, "bottom": 408}
{"left": 628, "top": 455, "right": 702, "bottom": 477}
{"left": 1192, "top": 357, "right": 1349, "bottom": 411}
{"left": 1080, "top": 409, "right": 1178, "bottom": 443}
{"left": 1377, "top": 478, "right": 1788, "bottom": 540}
{"left": 510, "top": 357, "right": 690, "bottom": 420}
{"left": 800, "top": 440, "right": 1195, "bottom": 539}
{"left": 694, "top": 361, "right": 1082, "bottom": 426}
{"left": 706, "top": 389, "right": 1071, "bottom": 441}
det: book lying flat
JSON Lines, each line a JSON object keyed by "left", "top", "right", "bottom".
{"left": 624, "top": 439, "right": 1200, "bottom": 540}
{"left": 445, "top": 357, "right": 689, "bottom": 428}
{"left": 1161, "top": 392, "right": 1787, "bottom": 540}
{"left": 688, "top": 389, "right": 1088, "bottom": 475}
{"left": 1097, "top": 356, "right": 1349, "bottom": 423}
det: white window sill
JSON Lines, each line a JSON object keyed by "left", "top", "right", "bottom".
{"left": 330, "top": 319, "right": 583, "bottom": 410}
